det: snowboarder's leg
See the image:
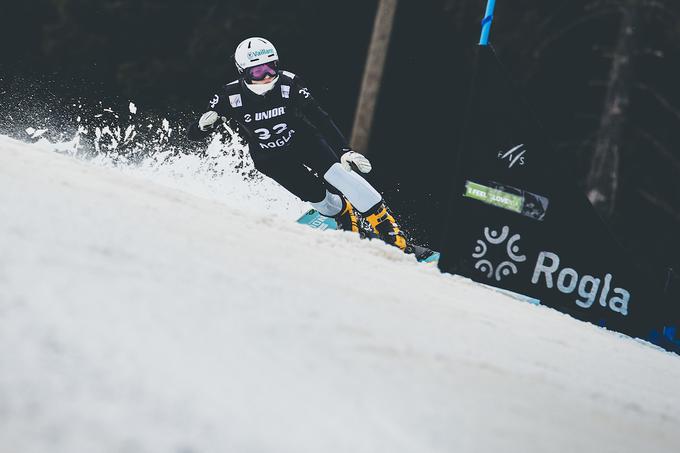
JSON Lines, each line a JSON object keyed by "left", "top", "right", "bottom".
{"left": 323, "top": 163, "right": 408, "bottom": 251}
{"left": 362, "top": 202, "right": 408, "bottom": 251}
{"left": 310, "top": 190, "right": 359, "bottom": 233}
{"left": 294, "top": 137, "right": 382, "bottom": 213}
{"left": 322, "top": 163, "right": 381, "bottom": 212}
{"left": 255, "top": 156, "right": 327, "bottom": 203}
{"left": 298, "top": 137, "right": 409, "bottom": 250}
{"left": 254, "top": 155, "right": 359, "bottom": 233}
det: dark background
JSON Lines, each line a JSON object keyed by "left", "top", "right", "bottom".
{"left": 2, "top": 0, "right": 680, "bottom": 279}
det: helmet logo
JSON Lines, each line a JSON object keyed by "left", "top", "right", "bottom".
{"left": 210, "top": 95, "right": 220, "bottom": 108}
{"left": 247, "top": 48, "right": 275, "bottom": 60}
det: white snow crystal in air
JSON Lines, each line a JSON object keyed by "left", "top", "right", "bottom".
{"left": 123, "top": 125, "right": 136, "bottom": 143}
{"left": 129, "top": 102, "right": 137, "bottom": 115}
{"left": 26, "top": 128, "right": 48, "bottom": 138}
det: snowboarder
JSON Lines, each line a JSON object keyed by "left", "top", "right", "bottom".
{"left": 188, "top": 37, "right": 417, "bottom": 255}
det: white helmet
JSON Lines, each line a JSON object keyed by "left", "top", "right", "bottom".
{"left": 234, "top": 37, "right": 280, "bottom": 95}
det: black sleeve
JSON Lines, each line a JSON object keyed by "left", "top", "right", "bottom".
{"left": 292, "top": 76, "right": 350, "bottom": 152}
{"left": 186, "top": 91, "right": 232, "bottom": 142}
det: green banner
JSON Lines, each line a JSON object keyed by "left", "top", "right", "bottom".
{"left": 464, "top": 181, "right": 524, "bottom": 213}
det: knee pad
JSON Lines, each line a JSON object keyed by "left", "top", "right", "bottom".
{"left": 310, "top": 190, "right": 343, "bottom": 217}
{"left": 323, "top": 163, "right": 382, "bottom": 213}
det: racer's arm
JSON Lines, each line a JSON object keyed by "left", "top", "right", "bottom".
{"left": 292, "top": 76, "right": 350, "bottom": 152}
{"left": 187, "top": 92, "right": 231, "bottom": 141}
{"left": 292, "top": 75, "right": 372, "bottom": 173}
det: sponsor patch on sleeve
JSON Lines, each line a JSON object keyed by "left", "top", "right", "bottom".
{"left": 229, "top": 94, "right": 243, "bottom": 108}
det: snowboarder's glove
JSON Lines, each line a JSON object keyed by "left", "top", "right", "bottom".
{"left": 340, "top": 149, "right": 372, "bottom": 174}
{"left": 198, "top": 111, "right": 221, "bottom": 131}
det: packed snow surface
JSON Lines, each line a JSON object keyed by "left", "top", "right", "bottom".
{"left": 1, "top": 134, "right": 679, "bottom": 453}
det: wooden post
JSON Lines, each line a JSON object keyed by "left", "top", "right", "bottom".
{"left": 350, "top": 0, "right": 398, "bottom": 155}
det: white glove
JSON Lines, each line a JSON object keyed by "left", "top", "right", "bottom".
{"left": 340, "top": 150, "right": 372, "bottom": 173}
{"left": 198, "top": 111, "right": 220, "bottom": 131}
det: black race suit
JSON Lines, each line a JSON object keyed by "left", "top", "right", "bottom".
{"left": 188, "top": 71, "right": 349, "bottom": 203}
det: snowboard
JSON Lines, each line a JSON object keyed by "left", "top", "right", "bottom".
{"left": 296, "top": 209, "right": 441, "bottom": 264}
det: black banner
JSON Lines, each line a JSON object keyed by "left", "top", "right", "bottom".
{"left": 439, "top": 46, "right": 667, "bottom": 340}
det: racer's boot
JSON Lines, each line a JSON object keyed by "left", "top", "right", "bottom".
{"left": 409, "top": 244, "right": 438, "bottom": 263}
{"left": 333, "top": 197, "right": 360, "bottom": 233}
{"left": 364, "top": 202, "right": 408, "bottom": 251}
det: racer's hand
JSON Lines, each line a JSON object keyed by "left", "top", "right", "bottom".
{"left": 198, "top": 111, "right": 221, "bottom": 131}
{"left": 340, "top": 149, "right": 372, "bottom": 174}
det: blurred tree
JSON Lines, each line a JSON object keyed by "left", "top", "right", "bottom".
{"left": 351, "top": 0, "right": 398, "bottom": 155}
{"left": 586, "top": 0, "right": 638, "bottom": 218}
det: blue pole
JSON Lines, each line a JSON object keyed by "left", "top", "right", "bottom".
{"left": 479, "top": 0, "right": 497, "bottom": 46}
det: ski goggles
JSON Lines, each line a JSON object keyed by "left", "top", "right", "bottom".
{"left": 246, "top": 61, "right": 279, "bottom": 81}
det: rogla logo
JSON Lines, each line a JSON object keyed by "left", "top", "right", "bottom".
{"left": 531, "top": 251, "right": 630, "bottom": 316}
{"left": 473, "top": 226, "right": 631, "bottom": 316}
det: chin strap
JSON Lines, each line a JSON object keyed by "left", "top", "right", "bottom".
{"left": 244, "top": 76, "right": 279, "bottom": 95}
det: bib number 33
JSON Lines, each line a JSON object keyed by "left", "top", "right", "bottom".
{"left": 254, "top": 123, "right": 288, "bottom": 141}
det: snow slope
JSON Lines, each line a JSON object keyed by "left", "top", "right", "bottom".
{"left": 1, "top": 134, "right": 679, "bottom": 453}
